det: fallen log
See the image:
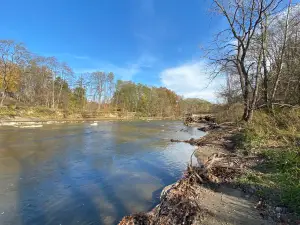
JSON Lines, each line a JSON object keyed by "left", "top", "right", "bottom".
{"left": 170, "top": 138, "right": 197, "bottom": 145}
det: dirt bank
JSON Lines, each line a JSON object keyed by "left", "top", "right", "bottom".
{"left": 0, "top": 105, "right": 175, "bottom": 126}
{"left": 119, "top": 121, "right": 298, "bottom": 225}
{"left": 0, "top": 116, "right": 172, "bottom": 127}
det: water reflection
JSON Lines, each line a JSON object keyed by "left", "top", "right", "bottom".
{"left": 0, "top": 121, "right": 204, "bottom": 225}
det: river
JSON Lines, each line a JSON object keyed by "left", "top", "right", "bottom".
{"left": 0, "top": 120, "right": 204, "bottom": 225}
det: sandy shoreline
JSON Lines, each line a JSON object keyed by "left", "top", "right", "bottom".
{"left": 0, "top": 117, "right": 175, "bottom": 127}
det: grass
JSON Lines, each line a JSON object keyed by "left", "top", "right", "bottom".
{"left": 0, "top": 106, "right": 18, "bottom": 117}
{"left": 225, "top": 108, "right": 300, "bottom": 151}
{"left": 215, "top": 105, "right": 300, "bottom": 146}
{"left": 237, "top": 148, "right": 300, "bottom": 213}
{"left": 214, "top": 103, "right": 244, "bottom": 124}
{"left": 215, "top": 106, "right": 300, "bottom": 213}
{"left": 0, "top": 105, "right": 140, "bottom": 120}
{"left": 23, "top": 106, "right": 59, "bottom": 118}
{"left": 0, "top": 105, "right": 65, "bottom": 119}
{"left": 246, "top": 109, "right": 300, "bottom": 147}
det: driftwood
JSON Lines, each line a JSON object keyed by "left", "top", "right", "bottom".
{"left": 186, "top": 152, "right": 263, "bottom": 186}
{"left": 198, "top": 123, "right": 221, "bottom": 132}
{"left": 256, "top": 103, "right": 300, "bottom": 109}
{"left": 184, "top": 114, "right": 216, "bottom": 125}
{"left": 170, "top": 138, "right": 197, "bottom": 145}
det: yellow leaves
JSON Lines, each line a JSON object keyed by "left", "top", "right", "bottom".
{"left": 0, "top": 62, "right": 21, "bottom": 92}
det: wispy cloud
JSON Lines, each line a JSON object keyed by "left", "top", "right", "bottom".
{"left": 41, "top": 52, "right": 90, "bottom": 60}
{"left": 134, "top": 32, "right": 153, "bottom": 44}
{"left": 139, "top": 0, "right": 155, "bottom": 16}
{"left": 160, "top": 60, "right": 225, "bottom": 102}
{"left": 70, "top": 54, "right": 90, "bottom": 60}
{"left": 74, "top": 53, "right": 157, "bottom": 81}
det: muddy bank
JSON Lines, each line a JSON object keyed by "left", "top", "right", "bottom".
{"left": 119, "top": 121, "right": 297, "bottom": 224}
{"left": 0, "top": 105, "right": 176, "bottom": 127}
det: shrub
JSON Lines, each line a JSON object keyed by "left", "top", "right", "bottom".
{"left": 214, "top": 103, "right": 244, "bottom": 124}
{"left": 245, "top": 109, "right": 300, "bottom": 148}
{"left": 0, "top": 107, "right": 17, "bottom": 117}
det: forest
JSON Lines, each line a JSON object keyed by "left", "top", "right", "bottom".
{"left": 0, "top": 40, "right": 210, "bottom": 118}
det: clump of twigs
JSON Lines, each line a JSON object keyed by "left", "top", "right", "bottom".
{"left": 187, "top": 151, "right": 262, "bottom": 185}
{"left": 118, "top": 176, "right": 205, "bottom": 225}
{"left": 151, "top": 186, "right": 201, "bottom": 224}
{"left": 119, "top": 213, "right": 153, "bottom": 225}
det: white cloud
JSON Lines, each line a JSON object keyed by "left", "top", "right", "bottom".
{"left": 160, "top": 60, "right": 225, "bottom": 102}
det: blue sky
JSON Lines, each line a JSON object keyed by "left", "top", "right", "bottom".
{"left": 0, "top": 0, "right": 241, "bottom": 101}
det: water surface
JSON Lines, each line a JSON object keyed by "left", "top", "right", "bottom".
{"left": 0, "top": 121, "right": 203, "bottom": 225}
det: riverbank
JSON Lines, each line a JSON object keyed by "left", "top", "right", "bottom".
{"left": 0, "top": 106, "right": 177, "bottom": 127}
{"left": 0, "top": 117, "right": 176, "bottom": 128}
{"left": 119, "top": 112, "right": 300, "bottom": 224}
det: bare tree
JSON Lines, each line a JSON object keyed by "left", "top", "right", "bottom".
{"left": 56, "top": 62, "right": 73, "bottom": 108}
{"left": 107, "top": 72, "right": 115, "bottom": 111}
{"left": 44, "top": 56, "right": 60, "bottom": 109}
{"left": 209, "top": 0, "right": 282, "bottom": 121}
{"left": 269, "top": 0, "right": 292, "bottom": 107}
{"left": 91, "top": 71, "right": 106, "bottom": 110}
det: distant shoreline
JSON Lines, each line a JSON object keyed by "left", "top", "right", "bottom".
{"left": 0, "top": 117, "right": 178, "bottom": 127}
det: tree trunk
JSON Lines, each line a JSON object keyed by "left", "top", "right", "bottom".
{"left": 52, "top": 77, "right": 55, "bottom": 109}
{"left": 246, "top": 108, "right": 254, "bottom": 122}
{"left": 98, "top": 93, "right": 102, "bottom": 110}
{"left": 242, "top": 76, "right": 251, "bottom": 121}
{"left": 0, "top": 94, "right": 5, "bottom": 107}
{"left": 270, "top": 0, "right": 291, "bottom": 106}
{"left": 57, "top": 83, "right": 63, "bottom": 109}
{"left": 242, "top": 104, "right": 249, "bottom": 121}
{"left": 261, "top": 12, "right": 270, "bottom": 108}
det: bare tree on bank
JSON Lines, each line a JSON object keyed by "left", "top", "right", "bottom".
{"left": 269, "top": 0, "right": 292, "bottom": 107}
{"left": 56, "top": 62, "right": 73, "bottom": 109}
{"left": 107, "top": 72, "right": 115, "bottom": 111}
{"left": 209, "top": 0, "right": 282, "bottom": 121}
{"left": 91, "top": 71, "right": 106, "bottom": 110}
{"left": 46, "top": 56, "right": 60, "bottom": 109}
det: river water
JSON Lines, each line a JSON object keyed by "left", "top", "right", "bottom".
{"left": 0, "top": 121, "right": 203, "bottom": 225}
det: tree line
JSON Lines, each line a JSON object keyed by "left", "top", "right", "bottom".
{"left": 0, "top": 40, "right": 211, "bottom": 117}
{"left": 210, "top": 0, "right": 300, "bottom": 121}
{"left": 113, "top": 81, "right": 211, "bottom": 117}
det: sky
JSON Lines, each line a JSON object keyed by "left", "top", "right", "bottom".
{"left": 1, "top": 0, "right": 231, "bottom": 102}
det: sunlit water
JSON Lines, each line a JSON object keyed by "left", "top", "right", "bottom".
{"left": 0, "top": 121, "right": 204, "bottom": 225}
